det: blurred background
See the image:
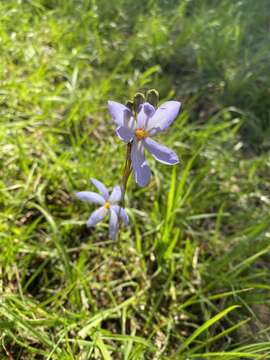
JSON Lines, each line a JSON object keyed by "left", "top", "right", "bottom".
{"left": 1, "top": 0, "right": 270, "bottom": 358}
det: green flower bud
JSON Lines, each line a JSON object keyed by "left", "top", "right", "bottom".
{"left": 133, "top": 92, "right": 145, "bottom": 113}
{"left": 147, "top": 89, "right": 159, "bottom": 108}
{"left": 125, "top": 100, "right": 134, "bottom": 111}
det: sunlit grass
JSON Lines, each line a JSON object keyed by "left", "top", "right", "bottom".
{"left": 0, "top": 0, "right": 270, "bottom": 358}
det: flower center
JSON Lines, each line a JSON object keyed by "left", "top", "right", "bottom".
{"left": 104, "top": 201, "right": 110, "bottom": 209}
{"left": 135, "top": 128, "right": 148, "bottom": 140}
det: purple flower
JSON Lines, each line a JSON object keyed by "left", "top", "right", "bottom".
{"left": 108, "top": 100, "right": 181, "bottom": 187}
{"left": 76, "top": 178, "right": 129, "bottom": 240}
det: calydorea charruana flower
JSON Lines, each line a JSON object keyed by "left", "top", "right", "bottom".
{"left": 108, "top": 100, "right": 181, "bottom": 187}
{"left": 76, "top": 179, "right": 129, "bottom": 240}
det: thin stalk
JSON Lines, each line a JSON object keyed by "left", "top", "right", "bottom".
{"left": 121, "top": 142, "right": 132, "bottom": 208}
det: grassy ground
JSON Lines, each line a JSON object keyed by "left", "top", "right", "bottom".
{"left": 1, "top": 0, "right": 270, "bottom": 358}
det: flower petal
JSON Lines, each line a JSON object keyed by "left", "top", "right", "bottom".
{"left": 119, "top": 208, "right": 129, "bottom": 226}
{"left": 108, "top": 101, "right": 131, "bottom": 127}
{"left": 87, "top": 206, "right": 108, "bottom": 227}
{"left": 131, "top": 139, "right": 151, "bottom": 187}
{"left": 146, "top": 101, "right": 181, "bottom": 135}
{"left": 109, "top": 208, "right": 119, "bottom": 240}
{"left": 90, "top": 178, "right": 109, "bottom": 200}
{"left": 143, "top": 137, "right": 179, "bottom": 165}
{"left": 116, "top": 126, "right": 134, "bottom": 143}
{"left": 124, "top": 116, "right": 137, "bottom": 131}
{"left": 76, "top": 191, "right": 105, "bottom": 205}
{"left": 137, "top": 102, "right": 155, "bottom": 128}
{"left": 109, "top": 185, "right": 122, "bottom": 204}
{"left": 111, "top": 205, "right": 129, "bottom": 226}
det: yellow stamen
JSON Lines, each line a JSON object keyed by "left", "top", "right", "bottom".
{"left": 135, "top": 128, "right": 148, "bottom": 140}
{"left": 104, "top": 201, "right": 110, "bottom": 209}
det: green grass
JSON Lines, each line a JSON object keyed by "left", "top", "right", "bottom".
{"left": 1, "top": 0, "right": 270, "bottom": 358}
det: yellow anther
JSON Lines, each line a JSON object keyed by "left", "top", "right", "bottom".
{"left": 135, "top": 128, "right": 148, "bottom": 140}
{"left": 104, "top": 201, "right": 110, "bottom": 209}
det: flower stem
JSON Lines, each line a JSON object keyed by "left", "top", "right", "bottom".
{"left": 121, "top": 142, "right": 132, "bottom": 208}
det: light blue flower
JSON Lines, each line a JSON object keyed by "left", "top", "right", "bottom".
{"left": 76, "top": 179, "right": 129, "bottom": 240}
{"left": 108, "top": 100, "right": 181, "bottom": 187}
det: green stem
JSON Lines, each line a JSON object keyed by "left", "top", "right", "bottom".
{"left": 121, "top": 142, "right": 132, "bottom": 208}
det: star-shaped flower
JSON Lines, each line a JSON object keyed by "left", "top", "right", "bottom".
{"left": 108, "top": 100, "right": 181, "bottom": 186}
{"left": 76, "top": 179, "right": 129, "bottom": 240}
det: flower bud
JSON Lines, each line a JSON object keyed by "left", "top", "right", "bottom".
{"left": 147, "top": 89, "right": 159, "bottom": 108}
{"left": 125, "top": 100, "right": 134, "bottom": 111}
{"left": 133, "top": 92, "right": 145, "bottom": 113}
